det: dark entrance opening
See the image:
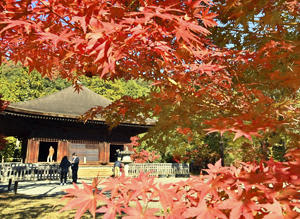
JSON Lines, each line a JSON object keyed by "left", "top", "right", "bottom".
{"left": 109, "top": 144, "right": 124, "bottom": 162}
{"left": 38, "top": 142, "right": 58, "bottom": 162}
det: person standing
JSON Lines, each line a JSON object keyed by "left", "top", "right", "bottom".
{"left": 59, "top": 156, "right": 71, "bottom": 185}
{"left": 47, "top": 146, "right": 55, "bottom": 162}
{"left": 113, "top": 157, "right": 121, "bottom": 177}
{"left": 71, "top": 153, "right": 79, "bottom": 183}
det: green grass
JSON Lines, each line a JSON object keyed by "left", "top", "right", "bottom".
{"left": 0, "top": 193, "right": 164, "bottom": 218}
{"left": 0, "top": 193, "right": 93, "bottom": 219}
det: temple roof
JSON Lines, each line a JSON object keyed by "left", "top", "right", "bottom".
{"left": 6, "top": 86, "right": 112, "bottom": 119}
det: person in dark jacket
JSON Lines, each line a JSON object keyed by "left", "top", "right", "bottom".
{"left": 71, "top": 153, "right": 80, "bottom": 183}
{"left": 59, "top": 156, "right": 71, "bottom": 185}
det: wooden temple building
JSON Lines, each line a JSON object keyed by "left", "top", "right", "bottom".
{"left": 0, "top": 86, "right": 151, "bottom": 164}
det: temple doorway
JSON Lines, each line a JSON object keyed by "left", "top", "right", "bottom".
{"left": 38, "top": 142, "right": 58, "bottom": 162}
{"left": 109, "top": 144, "right": 124, "bottom": 162}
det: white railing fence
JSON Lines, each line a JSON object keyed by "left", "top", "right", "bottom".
{"left": 1, "top": 157, "right": 23, "bottom": 162}
{"left": 128, "top": 163, "right": 190, "bottom": 177}
{"left": 0, "top": 162, "right": 190, "bottom": 183}
{"left": 0, "top": 163, "right": 62, "bottom": 182}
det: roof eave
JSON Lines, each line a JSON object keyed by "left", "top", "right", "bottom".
{"left": 3, "top": 107, "right": 155, "bottom": 127}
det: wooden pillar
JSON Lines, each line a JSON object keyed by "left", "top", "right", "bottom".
{"left": 104, "top": 142, "right": 110, "bottom": 163}
{"left": 57, "top": 141, "right": 68, "bottom": 162}
{"left": 98, "top": 143, "right": 104, "bottom": 163}
{"left": 25, "top": 139, "right": 39, "bottom": 163}
{"left": 98, "top": 142, "right": 110, "bottom": 164}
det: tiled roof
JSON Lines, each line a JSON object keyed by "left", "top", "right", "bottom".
{"left": 7, "top": 86, "right": 111, "bottom": 118}
{"left": 5, "top": 86, "right": 155, "bottom": 126}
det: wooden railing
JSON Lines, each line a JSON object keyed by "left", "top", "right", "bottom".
{"left": 128, "top": 163, "right": 190, "bottom": 177}
{"left": 0, "top": 163, "right": 62, "bottom": 182}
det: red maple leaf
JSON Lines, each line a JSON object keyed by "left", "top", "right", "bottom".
{"left": 126, "top": 172, "right": 157, "bottom": 203}
{"left": 0, "top": 20, "right": 32, "bottom": 34}
{"left": 203, "top": 159, "right": 227, "bottom": 176}
{"left": 60, "top": 182, "right": 104, "bottom": 219}
{"left": 154, "top": 183, "right": 179, "bottom": 212}
{"left": 122, "top": 201, "right": 159, "bottom": 219}
{"left": 163, "top": 201, "right": 187, "bottom": 219}
{"left": 96, "top": 198, "right": 125, "bottom": 219}
{"left": 218, "top": 188, "right": 262, "bottom": 219}
{"left": 100, "top": 175, "right": 128, "bottom": 197}
{"left": 260, "top": 200, "right": 284, "bottom": 219}
{"left": 196, "top": 8, "right": 218, "bottom": 27}
{"left": 183, "top": 199, "right": 227, "bottom": 219}
{"left": 176, "top": 127, "right": 192, "bottom": 135}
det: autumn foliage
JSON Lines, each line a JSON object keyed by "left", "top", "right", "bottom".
{"left": 129, "top": 136, "right": 161, "bottom": 163}
{"left": 0, "top": 0, "right": 299, "bottom": 140}
{"left": 131, "top": 148, "right": 160, "bottom": 163}
{"left": 0, "top": 0, "right": 300, "bottom": 218}
{"left": 61, "top": 149, "right": 300, "bottom": 218}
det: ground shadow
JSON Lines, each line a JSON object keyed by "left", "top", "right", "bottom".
{"left": 0, "top": 192, "right": 115, "bottom": 218}
{"left": 0, "top": 193, "right": 98, "bottom": 218}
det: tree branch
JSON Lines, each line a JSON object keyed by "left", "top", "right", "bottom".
{"left": 40, "top": 1, "right": 83, "bottom": 33}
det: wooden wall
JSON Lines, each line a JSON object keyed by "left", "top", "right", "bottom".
{"left": 98, "top": 142, "right": 110, "bottom": 163}
{"left": 25, "top": 139, "right": 39, "bottom": 163}
{"left": 57, "top": 141, "right": 69, "bottom": 162}
{"left": 25, "top": 139, "right": 112, "bottom": 164}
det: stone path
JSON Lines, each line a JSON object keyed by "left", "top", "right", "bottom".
{"left": 0, "top": 177, "right": 188, "bottom": 197}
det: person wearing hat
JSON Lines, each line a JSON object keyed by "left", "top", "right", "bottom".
{"left": 71, "top": 153, "right": 79, "bottom": 183}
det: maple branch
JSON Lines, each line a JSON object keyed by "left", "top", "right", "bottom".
{"left": 39, "top": 1, "right": 83, "bottom": 33}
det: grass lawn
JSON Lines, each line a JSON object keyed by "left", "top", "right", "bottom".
{"left": 0, "top": 193, "right": 164, "bottom": 218}
{"left": 0, "top": 193, "right": 94, "bottom": 219}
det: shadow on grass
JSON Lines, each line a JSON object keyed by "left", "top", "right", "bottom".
{"left": 0, "top": 193, "right": 96, "bottom": 219}
{"left": 0, "top": 193, "right": 122, "bottom": 219}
